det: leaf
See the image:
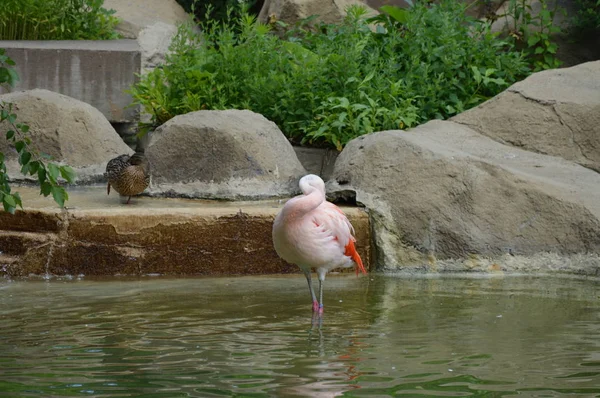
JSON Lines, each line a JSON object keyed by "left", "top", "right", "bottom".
{"left": 59, "top": 166, "right": 76, "bottom": 183}
{"left": 3, "top": 199, "right": 16, "bottom": 214}
{"left": 28, "top": 161, "right": 39, "bottom": 175}
{"left": 360, "top": 71, "right": 375, "bottom": 86}
{"left": 19, "top": 151, "right": 31, "bottom": 165}
{"left": 548, "top": 26, "right": 560, "bottom": 34}
{"left": 7, "top": 69, "right": 19, "bottom": 86}
{"left": 488, "top": 77, "right": 507, "bottom": 86}
{"left": 3, "top": 194, "right": 16, "bottom": 208}
{"left": 6, "top": 130, "right": 14, "bottom": 140}
{"left": 471, "top": 66, "right": 482, "bottom": 84}
{"left": 20, "top": 162, "right": 29, "bottom": 175}
{"left": 40, "top": 182, "right": 52, "bottom": 196}
{"left": 380, "top": 5, "right": 409, "bottom": 24}
{"left": 12, "top": 192, "right": 22, "bottom": 208}
{"left": 48, "top": 163, "right": 60, "bottom": 182}
{"left": 14, "top": 141, "right": 25, "bottom": 153}
{"left": 51, "top": 186, "right": 68, "bottom": 208}
{"left": 38, "top": 167, "right": 47, "bottom": 184}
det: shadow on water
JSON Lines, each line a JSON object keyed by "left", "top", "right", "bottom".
{"left": 1, "top": 274, "right": 600, "bottom": 397}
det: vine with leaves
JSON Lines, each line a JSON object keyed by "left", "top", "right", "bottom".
{"left": 0, "top": 48, "right": 75, "bottom": 213}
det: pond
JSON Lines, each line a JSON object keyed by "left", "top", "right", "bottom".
{"left": 1, "top": 274, "right": 599, "bottom": 397}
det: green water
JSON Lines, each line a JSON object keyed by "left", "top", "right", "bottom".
{"left": 1, "top": 275, "right": 599, "bottom": 397}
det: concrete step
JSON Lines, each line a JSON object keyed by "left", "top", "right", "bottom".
{"left": 0, "top": 253, "right": 20, "bottom": 264}
{"left": 1, "top": 186, "right": 371, "bottom": 277}
{"left": 0, "top": 231, "right": 56, "bottom": 255}
{"left": 0, "top": 253, "right": 23, "bottom": 276}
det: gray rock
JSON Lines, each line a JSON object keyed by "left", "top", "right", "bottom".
{"left": 452, "top": 62, "right": 600, "bottom": 172}
{"left": 145, "top": 110, "right": 307, "bottom": 200}
{"left": 103, "top": 0, "right": 191, "bottom": 39}
{"left": 103, "top": 0, "right": 194, "bottom": 77}
{"left": 259, "top": 0, "right": 377, "bottom": 25}
{"left": 0, "top": 89, "right": 133, "bottom": 183}
{"left": 329, "top": 120, "right": 600, "bottom": 271}
{"left": 138, "top": 22, "right": 179, "bottom": 71}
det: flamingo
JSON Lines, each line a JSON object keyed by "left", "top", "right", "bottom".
{"left": 272, "top": 174, "right": 367, "bottom": 314}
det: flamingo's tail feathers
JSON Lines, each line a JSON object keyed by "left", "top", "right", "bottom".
{"left": 345, "top": 240, "right": 366, "bottom": 275}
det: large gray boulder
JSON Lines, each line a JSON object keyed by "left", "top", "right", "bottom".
{"left": 452, "top": 61, "right": 600, "bottom": 172}
{"left": 146, "top": 110, "right": 307, "bottom": 200}
{"left": 0, "top": 89, "right": 133, "bottom": 182}
{"left": 103, "top": 0, "right": 190, "bottom": 39}
{"left": 103, "top": 0, "right": 193, "bottom": 71}
{"left": 329, "top": 120, "right": 600, "bottom": 272}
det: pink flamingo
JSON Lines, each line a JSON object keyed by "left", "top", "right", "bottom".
{"left": 272, "top": 174, "right": 367, "bottom": 314}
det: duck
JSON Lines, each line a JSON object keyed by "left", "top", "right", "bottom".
{"left": 104, "top": 140, "right": 150, "bottom": 204}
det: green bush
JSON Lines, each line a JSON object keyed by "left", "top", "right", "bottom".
{"left": 175, "top": 0, "right": 261, "bottom": 23}
{"left": 497, "top": 0, "right": 562, "bottom": 71}
{"left": 571, "top": 0, "right": 600, "bottom": 35}
{"left": 0, "top": 0, "right": 120, "bottom": 40}
{"left": 130, "top": 0, "right": 530, "bottom": 150}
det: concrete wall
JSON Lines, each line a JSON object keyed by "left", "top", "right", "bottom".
{"left": 0, "top": 199, "right": 371, "bottom": 277}
{"left": 0, "top": 40, "right": 141, "bottom": 123}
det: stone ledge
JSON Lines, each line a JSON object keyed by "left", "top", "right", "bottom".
{"left": 0, "top": 40, "right": 141, "bottom": 123}
{"left": 0, "top": 186, "right": 371, "bottom": 278}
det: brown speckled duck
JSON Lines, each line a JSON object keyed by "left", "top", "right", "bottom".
{"left": 104, "top": 141, "right": 150, "bottom": 204}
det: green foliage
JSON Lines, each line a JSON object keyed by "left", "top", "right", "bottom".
{"left": 500, "top": 0, "right": 562, "bottom": 71}
{"left": 174, "top": 0, "right": 261, "bottom": 23}
{"left": 0, "top": 0, "right": 120, "bottom": 40}
{"left": 0, "top": 49, "right": 75, "bottom": 213}
{"left": 130, "top": 0, "right": 530, "bottom": 150}
{"left": 570, "top": 0, "right": 600, "bottom": 35}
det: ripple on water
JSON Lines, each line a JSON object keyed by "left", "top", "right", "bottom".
{"left": 1, "top": 275, "right": 600, "bottom": 397}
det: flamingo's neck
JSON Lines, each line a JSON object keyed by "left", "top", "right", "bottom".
{"left": 284, "top": 187, "right": 324, "bottom": 221}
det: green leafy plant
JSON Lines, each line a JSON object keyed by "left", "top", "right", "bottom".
{"left": 175, "top": 0, "right": 262, "bottom": 23}
{"left": 570, "top": 0, "right": 600, "bottom": 35}
{"left": 0, "top": 0, "right": 120, "bottom": 40}
{"left": 130, "top": 0, "right": 530, "bottom": 150}
{"left": 1, "top": 49, "right": 75, "bottom": 213}
{"left": 501, "top": 0, "right": 562, "bottom": 71}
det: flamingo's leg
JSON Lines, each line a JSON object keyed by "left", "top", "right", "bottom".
{"left": 318, "top": 275, "right": 325, "bottom": 315}
{"left": 303, "top": 269, "right": 319, "bottom": 312}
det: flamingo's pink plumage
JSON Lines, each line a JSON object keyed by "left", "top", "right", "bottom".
{"left": 272, "top": 174, "right": 366, "bottom": 314}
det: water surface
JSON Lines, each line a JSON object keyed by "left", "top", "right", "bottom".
{"left": 1, "top": 274, "right": 599, "bottom": 397}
